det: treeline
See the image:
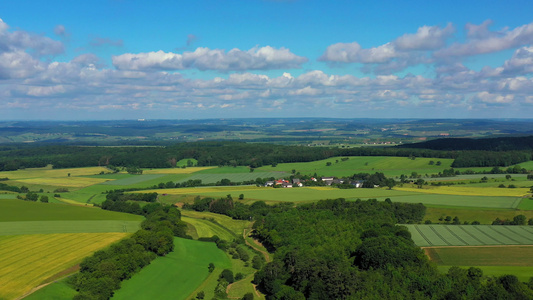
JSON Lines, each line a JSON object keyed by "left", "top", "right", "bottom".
{"left": 398, "top": 136, "right": 533, "bottom": 151}
{"left": 1, "top": 138, "right": 532, "bottom": 171}
{"left": 69, "top": 205, "right": 187, "bottom": 299}
{"left": 251, "top": 198, "right": 533, "bottom": 299}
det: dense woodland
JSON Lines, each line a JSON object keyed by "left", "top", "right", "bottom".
{"left": 0, "top": 135, "right": 532, "bottom": 171}
{"left": 251, "top": 199, "right": 533, "bottom": 299}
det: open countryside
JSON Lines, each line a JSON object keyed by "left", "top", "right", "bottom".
{"left": 0, "top": 134, "right": 532, "bottom": 299}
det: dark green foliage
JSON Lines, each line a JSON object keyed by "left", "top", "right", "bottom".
{"left": 252, "top": 198, "right": 533, "bottom": 299}
{"left": 241, "top": 293, "right": 254, "bottom": 300}
{"left": 0, "top": 182, "right": 22, "bottom": 192}
{"left": 208, "top": 263, "right": 215, "bottom": 273}
{"left": 220, "top": 269, "right": 234, "bottom": 284}
{"left": 70, "top": 203, "right": 185, "bottom": 299}
{"left": 39, "top": 195, "right": 49, "bottom": 203}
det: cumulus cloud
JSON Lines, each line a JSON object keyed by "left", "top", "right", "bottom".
{"left": 113, "top": 46, "right": 308, "bottom": 71}
{"left": 319, "top": 24, "right": 452, "bottom": 73}
{"left": 0, "top": 18, "right": 64, "bottom": 56}
{"left": 2, "top": 17, "right": 533, "bottom": 118}
{"left": 394, "top": 23, "right": 454, "bottom": 50}
{"left": 435, "top": 21, "right": 533, "bottom": 58}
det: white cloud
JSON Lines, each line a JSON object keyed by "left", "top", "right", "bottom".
{"left": 394, "top": 23, "right": 454, "bottom": 50}
{"left": 435, "top": 21, "right": 533, "bottom": 58}
{"left": 113, "top": 46, "right": 307, "bottom": 71}
{"left": 0, "top": 18, "right": 64, "bottom": 56}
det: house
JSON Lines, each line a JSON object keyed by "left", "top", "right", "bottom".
{"left": 292, "top": 178, "right": 303, "bottom": 187}
{"left": 321, "top": 177, "right": 335, "bottom": 185}
{"left": 264, "top": 181, "right": 274, "bottom": 187}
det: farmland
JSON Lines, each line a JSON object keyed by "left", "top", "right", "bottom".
{"left": 405, "top": 225, "right": 533, "bottom": 247}
{"left": 0, "top": 233, "right": 130, "bottom": 299}
{"left": 256, "top": 156, "right": 456, "bottom": 177}
{"left": 426, "top": 246, "right": 533, "bottom": 281}
{"left": 0, "top": 154, "right": 531, "bottom": 298}
{"left": 0, "top": 199, "right": 143, "bottom": 222}
{"left": 112, "top": 237, "right": 231, "bottom": 300}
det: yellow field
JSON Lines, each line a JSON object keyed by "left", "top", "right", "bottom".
{"left": 13, "top": 177, "right": 109, "bottom": 188}
{"left": 137, "top": 185, "right": 261, "bottom": 195}
{"left": 0, "top": 232, "right": 129, "bottom": 299}
{"left": 56, "top": 197, "right": 94, "bottom": 206}
{"left": 396, "top": 186, "right": 528, "bottom": 197}
{"left": 0, "top": 166, "right": 109, "bottom": 180}
{"left": 142, "top": 167, "right": 216, "bottom": 174}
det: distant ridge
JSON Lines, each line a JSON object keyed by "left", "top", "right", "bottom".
{"left": 397, "top": 135, "right": 533, "bottom": 151}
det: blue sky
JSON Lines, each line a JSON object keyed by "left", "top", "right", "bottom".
{"left": 1, "top": 0, "right": 533, "bottom": 120}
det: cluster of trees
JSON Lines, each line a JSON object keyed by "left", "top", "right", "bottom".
{"left": 105, "top": 192, "right": 158, "bottom": 203}
{"left": 492, "top": 215, "right": 533, "bottom": 225}
{"left": 0, "top": 182, "right": 30, "bottom": 193}
{"left": 251, "top": 198, "right": 533, "bottom": 299}
{"left": 69, "top": 205, "right": 187, "bottom": 299}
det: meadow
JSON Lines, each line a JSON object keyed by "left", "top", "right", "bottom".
{"left": 0, "top": 233, "right": 130, "bottom": 300}
{"left": 0, "top": 220, "right": 140, "bottom": 235}
{"left": 144, "top": 186, "right": 522, "bottom": 209}
{"left": 428, "top": 246, "right": 533, "bottom": 281}
{"left": 405, "top": 225, "right": 533, "bottom": 247}
{"left": 112, "top": 237, "right": 231, "bottom": 300}
{"left": 0, "top": 199, "right": 143, "bottom": 222}
{"left": 256, "top": 156, "right": 455, "bottom": 177}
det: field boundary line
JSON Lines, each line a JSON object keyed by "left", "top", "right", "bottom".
{"left": 429, "top": 226, "right": 451, "bottom": 246}
{"left": 511, "top": 197, "right": 523, "bottom": 209}
{"left": 485, "top": 226, "right": 521, "bottom": 244}
{"left": 443, "top": 226, "right": 469, "bottom": 246}
{"left": 502, "top": 226, "right": 533, "bottom": 244}
{"left": 471, "top": 226, "right": 503, "bottom": 244}
{"left": 413, "top": 225, "right": 433, "bottom": 246}
{"left": 457, "top": 226, "right": 486, "bottom": 245}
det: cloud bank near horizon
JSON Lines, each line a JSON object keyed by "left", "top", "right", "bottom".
{"left": 1, "top": 18, "right": 533, "bottom": 119}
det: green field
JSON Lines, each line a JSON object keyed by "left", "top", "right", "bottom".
{"left": 425, "top": 206, "right": 533, "bottom": 224}
{"left": 256, "top": 156, "right": 455, "bottom": 177}
{"left": 23, "top": 278, "right": 77, "bottom": 300}
{"left": 428, "top": 246, "right": 533, "bottom": 281}
{"left": 406, "top": 225, "right": 533, "bottom": 247}
{"left": 112, "top": 237, "right": 231, "bottom": 300}
{"left": 0, "top": 199, "right": 143, "bottom": 222}
{"left": 153, "top": 186, "right": 522, "bottom": 209}
{"left": 0, "top": 220, "right": 140, "bottom": 235}
{"left": 178, "top": 171, "right": 288, "bottom": 184}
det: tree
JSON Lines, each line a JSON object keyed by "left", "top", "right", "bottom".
{"left": 239, "top": 194, "right": 244, "bottom": 200}
{"left": 416, "top": 178, "right": 425, "bottom": 188}
{"left": 39, "top": 195, "right": 49, "bottom": 203}
{"left": 506, "top": 174, "right": 512, "bottom": 180}
{"left": 513, "top": 215, "right": 527, "bottom": 225}
{"left": 208, "top": 263, "right": 215, "bottom": 273}
{"left": 220, "top": 269, "right": 234, "bottom": 284}
{"left": 196, "top": 291, "right": 205, "bottom": 299}
{"left": 326, "top": 162, "right": 332, "bottom": 166}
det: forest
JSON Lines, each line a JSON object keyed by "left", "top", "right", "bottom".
{"left": 0, "top": 136, "right": 532, "bottom": 172}
{"left": 251, "top": 199, "right": 533, "bottom": 299}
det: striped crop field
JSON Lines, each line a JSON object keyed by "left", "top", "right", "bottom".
{"left": 405, "top": 225, "right": 533, "bottom": 247}
{"left": 0, "top": 220, "right": 141, "bottom": 235}
{"left": 0, "top": 232, "right": 129, "bottom": 300}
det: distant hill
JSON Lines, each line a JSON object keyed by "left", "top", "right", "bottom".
{"left": 397, "top": 136, "right": 533, "bottom": 151}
